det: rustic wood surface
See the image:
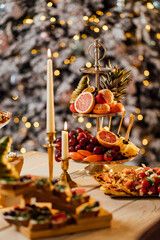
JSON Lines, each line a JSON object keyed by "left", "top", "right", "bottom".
{"left": 0, "top": 151, "right": 160, "bottom": 240}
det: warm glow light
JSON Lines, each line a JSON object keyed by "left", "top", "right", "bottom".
{"left": 83, "top": 16, "right": 88, "bottom": 21}
{"left": 47, "top": 48, "right": 51, "bottom": 58}
{"left": 64, "top": 121, "right": 67, "bottom": 131}
{"left": 40, "top": 16, "right": 46, "bottom": 21}
{"left": 94, "top": 28, "right": 99, "bottom": 32}
{"left": 12, "top": 95, "right": 18, "bottom": 100}
{"left": 70, "top": 56, "right": 76, "bottom": 62}
{"left": 50, "top": 17, "right": 56, "bottom": 22}
{"left": 54, "top": 70, "right": 60, "bottom": 76}
{"left": 137, "top": 114, "right": 143, "bottom": 121}
{"left": 140, "top": 149, "right": 145, "bottom": 154}
{"left": 86, "top": 122, "right": 92, "bottom": 129}
{"left": 20, "top": 147, "right": 26, "bottom": 154}
{"left": 120, "top": 14, "right": 125, "bottom": 18}
{"left": 144, "top": 70, "right": 150, "bottom": 76}
{"left": 59, "top": 42, "right": 66, "bottom": 47}
{"left": 89, "top": 17, "right": 94, "bottom": 22}
{"left": 14, "top": 117, "right": 19, "bottom": 123}
{"left": 125, "top": 32, "right": 132, "bottom": 38}
{"left": 78, "top": 117, "right": 84, "bottom": 123}
{"left": 67, "top": 20, "right": 73, "bottom": 25}
{"left": 138, "top": 55, "right": 143, "bottom": 61}
{"left": 82, "top": 34, "right": 87, "bottom": 38}
{"left": 147, "top": 2, "right": 154, "bottom": 9}
{"left": 47, "top": 2, "right": 53, "bottom": 7}
{"left": 142, "top": 139, "right": 148, "bottom": 146}
{"left": 86, "top": 62, "right": 92, "bottom": 68}
{"left": 73, "top": 35, "right": 79, "bottom": 40}
{"left": 59, "top": 20, "right": 65, "bottom": 25}
{"left": 64, "top": 59, "right": 70, "bottom": 64}
{"left": 31, "top": 49, "right": 37, "bottom": 55}
{"left": 96, "top": 10, "right": 104, "bottom": 16}
{"left": 25, "top": 122, "right": 31, "bottom": 128}
{"left": 136, "top": 108, "right": 141, "bottom": 114}
{"left": 106, "top": 12, "right": 112, "bottom": 16}
{"left": 22, "top": 116, "right": 27, "bottom": 122}
{"left": 102, "top": 25, "right": 108, "bottom": 31}
{"left": 94, "top": 18, "right": 99, "bottom": 23}
{"left": 143, "top": 80, "right": 149, "bottom": 86}
{"left": 145, "top": 25, "right": 151, "bottom": 31}
{"left": 23, "top": 18, "right": 33, "bottom": 24}
{"left": 129, "top": 13, "right": 134, "bottom": 18}
{"left": 156, "top": 33, "right": 160, "bottom": 39}
{"left": 34, "top": 122, "right": 39, "bottom": 128}
{"left": 53, "top": 52, "right": 59, "bottom": 58}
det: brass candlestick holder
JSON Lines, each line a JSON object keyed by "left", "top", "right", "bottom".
{"left": 60, "top": 157, "right": 78, "bottom": 188}
{"left": 44, "top": 132, "right": 56, "bottom": 181}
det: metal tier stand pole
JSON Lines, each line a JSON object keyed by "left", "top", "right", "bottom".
{"left": 94, "top": 39, "right": 100, "bottom": 132}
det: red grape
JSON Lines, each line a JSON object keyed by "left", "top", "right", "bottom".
{"left": 116, "top": 154, "right": 122, "bottom": 160}
{"left": 76, "top": 128, "right": 84, "bottom": 134}
{"left": 112, "top": 145, "right": 120, "bottom": 152}
{"left": 75, "top": 144, "right": 82, "bottom": 151}
{"left": 55, "top": 152, "right": 61, "bottom": 162}
{"left": 69, "top": 146, "right": 75, "bottom": 152}
{"left": 55, "top": 142, "right": 61, "bottom": 151}
{"left": 86, "top": 144, "right": 94, "bottom": 152}
{"left": 109, "top": 149, "right": 118, "bottom": 158}
{"left": 90, "top": 137, "right": 98, "bottom": 146}
{"left": 77, "top": 132, "right": 87, "bottom": 141}
{"left": 157, "top": 186, "right": 160, "bottom": 193}
{"left": 79, "top": 138, "right": 89, "bottom": 147}
{"left": 69, "top": 130, "right": 76, "bottom": 138}
{"left": 69, "top": 138, "right": 77, "bottom": 146}
{"left": 84, "top": 131, "right": 93, "bottom": 140}
{"left": 93, "top": 146, "right": 102, "bottom": 154}
{"left": 56, "top": 137, "right": 62, "bottom": 144}
{"left": 99, "top": 146, "right": 106, "bottom": 154}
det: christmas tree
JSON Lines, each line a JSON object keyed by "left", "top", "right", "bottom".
{"left": 0, "top": 0, "right": 160, "bottom": 166}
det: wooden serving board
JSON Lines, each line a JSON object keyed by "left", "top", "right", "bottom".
{"left": 17, "top": 208, "right": 112, "bottom": 239}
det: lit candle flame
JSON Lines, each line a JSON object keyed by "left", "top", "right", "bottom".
{"left": 64, "top": 121, "right": 67, "bottom": 131}
{"left": 47, "top": 48, "right": 51, "bottom": 58}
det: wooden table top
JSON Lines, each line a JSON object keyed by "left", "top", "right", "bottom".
{"left": 0, "top": 151, "right": 160, "bottom": 240}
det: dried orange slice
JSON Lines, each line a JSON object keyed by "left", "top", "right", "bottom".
{"left": 96, "top": 129, "right": 118, "bottom": 148}
{"left": 74, "top": 92, "right": 95, "bottom": 114}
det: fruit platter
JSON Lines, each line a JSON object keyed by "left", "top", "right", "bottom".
{"left": 55, "top": 39, "right": 140, "bottom": 174}
{"left": 0, "top": 111, "right": 11, "bottom": 129}
{"left": 94, "top": 165, "right": 160, "bottom": 198}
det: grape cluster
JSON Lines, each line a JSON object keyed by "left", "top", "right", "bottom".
{"left": 55, "top": 128, "right": 107, "bottom": 162}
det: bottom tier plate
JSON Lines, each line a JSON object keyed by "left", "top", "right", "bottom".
{"left": 72, "top": 156, "right": 135, "bottom": 165}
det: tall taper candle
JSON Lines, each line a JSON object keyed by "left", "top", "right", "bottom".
{"left": 62, "top": 122, "right": 69, "bottom": 159}
{"left": 47, "top": 48, "right": 55, "bottom": 133}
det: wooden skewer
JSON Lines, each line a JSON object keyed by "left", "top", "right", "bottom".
{"left": 100, "top": 117, "right": 104, "bottom": 130}
{"left": 117, "top": 110, "right": 126, "bottom": 136}
{"left": 108, "top": 116, "right": 112, "bottom": 131}
{"left": 125, "top": 114, "right": 135, "bottom": 141}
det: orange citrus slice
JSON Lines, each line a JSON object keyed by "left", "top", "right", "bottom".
{"left": 93, "top": 103, "right": 110, "bottom": 114}
{"left": 96, "top": 129, "right": 118, "bottom": 148}
{"left": 99, "top": 89, "right": 114, "bottom": 104}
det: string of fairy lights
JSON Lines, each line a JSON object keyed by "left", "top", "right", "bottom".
{"left": 1, "top": 0, "right": 159, "bottom": 154}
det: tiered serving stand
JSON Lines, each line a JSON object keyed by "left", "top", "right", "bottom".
{"left": 71, "top": 39, "right": 135, "bottom": 175}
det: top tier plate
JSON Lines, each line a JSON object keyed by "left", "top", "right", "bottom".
{"left": 72, "top": 112, "right": 123, "bottom": 118}
{"left": 80, "top": 67, "right": 114, "bottom": 74}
